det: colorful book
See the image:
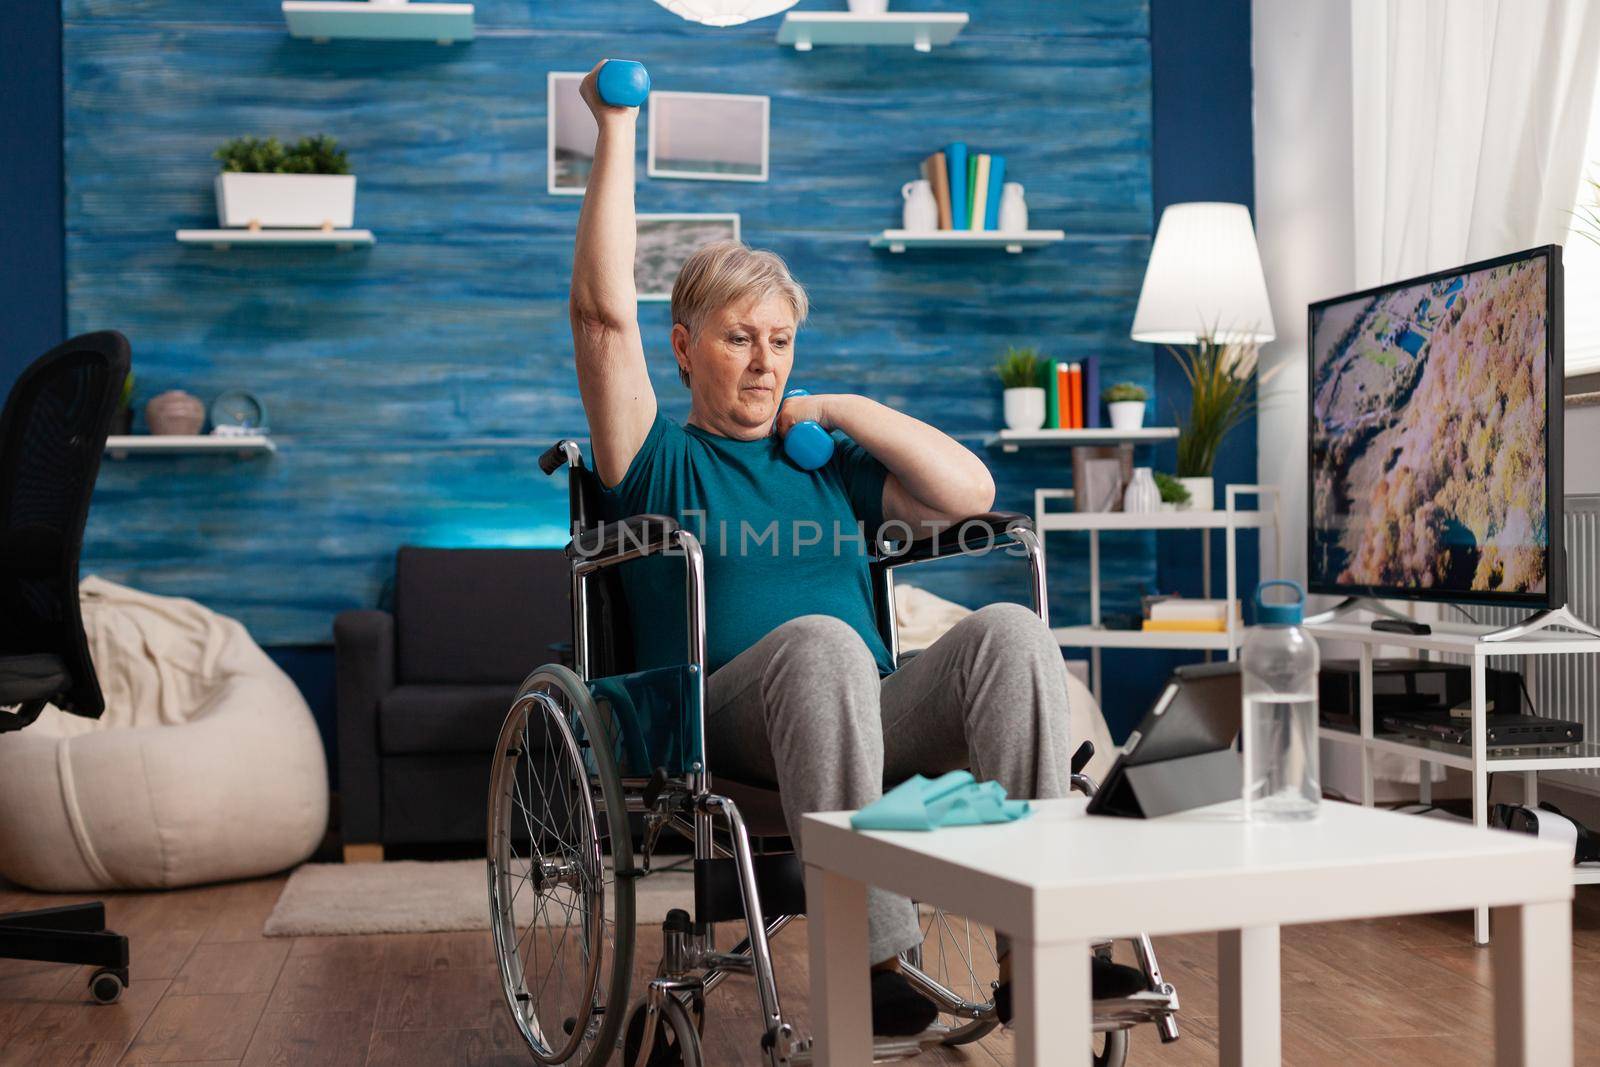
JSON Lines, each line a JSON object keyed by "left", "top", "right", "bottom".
{"left": 969, "top": 155, "right": 991, "bottom": 232}
{"left": 1067, "top": 363, "right": 1083, "bottom": 428}
{"left": 1055, "top": 363, "right": 1071, "bottom": 429}
{"left": 1042, "top": 359, "right": 1059, "bottom": 429}
{"left": 922, "top": 152, "right": 952, "bottom": 230}
{"left": 946, "top": 142, "right": 969, "bottom": 231}
{"left": 966, "top": 155, "right": 979, "bottom": 228}
{"left": 1141, "top": 619, "right": 1229, "bottom": 633}
{"left": 1082, "top": 355, "right": 1102, "bottom": 428}
{"left": 983, "top": 154, "right": 1006, "bottom": 230}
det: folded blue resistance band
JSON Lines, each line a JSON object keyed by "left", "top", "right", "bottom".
{"left": 849, "top": 770, "right": 1031, "bottom": 832}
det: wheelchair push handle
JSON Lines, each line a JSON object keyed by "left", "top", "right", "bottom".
{"left": 539, "top": 440, "right": 580, "bottom": 475}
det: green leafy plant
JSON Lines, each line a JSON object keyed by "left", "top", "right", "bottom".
{"left": 118, "top": 372, "right": 135, "bottom": 411}
{"left": 1170, "top": 329, "right": 1278, "bottom": 477}
{"left": 1102, "top": 381, "right": 1147, "bottom": 403}
{"left": 1154, "top": 470, "right": 1190, "bottom": 505}
{"left": 1572, "top": 170, "right": 1600, "bottom": 247}
{"left": 996, "top": 345, "right": 1042, "bottom": 389}
{"left": 215, "top": 134, "right": 350, "bottom": 175}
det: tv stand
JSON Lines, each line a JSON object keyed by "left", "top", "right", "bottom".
{"left": 1304, "top": 596, "right": 1415, "bottom": 626}
{"left": 1481, "top": 605, "right": 1600, "bottom": 642}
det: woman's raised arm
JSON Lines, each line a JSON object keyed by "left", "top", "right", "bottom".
{"left": 569, "top": 61, "right": 656, "bottom": 488}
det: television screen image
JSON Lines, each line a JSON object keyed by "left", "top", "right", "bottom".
{"left": 1309, "top": 246, "right": 1562, "bottom": 606}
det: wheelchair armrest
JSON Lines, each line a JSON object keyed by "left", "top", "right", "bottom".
{"left": 566, "top": 513, "right": 681, "bottom": 562}
{"left": 881, "top": 511, "right": 1033, "bottom": 565}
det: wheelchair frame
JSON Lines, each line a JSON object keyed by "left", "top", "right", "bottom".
{"left": 488, "top": 440, "right": 1180, "bottom": 1066}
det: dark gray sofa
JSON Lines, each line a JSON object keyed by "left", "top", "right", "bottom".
{"left": 334, "top": 546, "right": 570, "bottom": 857}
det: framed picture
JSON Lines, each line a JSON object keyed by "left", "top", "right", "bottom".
{"left": 648, "top": 91, "right": 770, "bottom": 183}
{"left": 636, "top": 214, "right": 742, "bottom": 301}
{"left": 548, "top": 71, "right": 597, "bottom": 196}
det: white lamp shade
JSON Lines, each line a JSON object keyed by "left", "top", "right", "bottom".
{"left": 651, "top": 0, "right": 798, "bottom": 26}
{"left": 1130, "top": 202, "right": 1276, "bottom": 345}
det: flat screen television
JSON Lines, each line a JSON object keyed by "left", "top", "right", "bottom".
{"left": 1308, "top": 245, "right": 1563, "bottom": 610}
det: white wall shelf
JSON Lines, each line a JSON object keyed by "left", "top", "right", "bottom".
{"left": 984, "top": 427, "right": 1178, "bottom": 452}
{"left": 177, "top": 229, "right": 375, "bottom": 250}
{"left": 283, "top": 1, "right": 475, "bottom": 44}
{"left": 870, "top": 229, "right": 1063, "bottom": 254}
{"left": 1308, "top": 613, "right": 1600, "bottom": 944}
{"left": 1038, "top": 509, "right": 1272, "bottom": 533}
{"left": 105, "top": 435, "right": 276, "bottom": 459}
{"left": 776, "top": 11, "right": 967, "bottom": 52}
{"left": 1051, "top": 625, "right": 1233, "bottom": 651}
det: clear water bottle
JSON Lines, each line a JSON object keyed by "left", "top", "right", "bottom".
{"left": 1241, "top": 580, "right": 1320, "bottom": 820}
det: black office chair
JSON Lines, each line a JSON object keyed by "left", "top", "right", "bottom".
{"left": 0, "top": 331, "right": 132, "bottom": 1004}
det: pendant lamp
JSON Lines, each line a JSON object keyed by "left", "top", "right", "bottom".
{"left": 651, "top": 0, "right": 798, "bottom": 27}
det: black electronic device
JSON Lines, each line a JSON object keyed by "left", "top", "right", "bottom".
{"left": 1371, "top": 618, "right": 1430, "bottom": 635}
{"left": 1381, "top": 710, "right": 1582, "bottom": 748}
{"left": 1318, "top": 657, "right": 1524, "bottom": 732}
{"left": 1308, "top": 245, "right": 1563, "bottom": 611}
{"left": 1087, "top": 662, "right": 1242, "bottom": 819}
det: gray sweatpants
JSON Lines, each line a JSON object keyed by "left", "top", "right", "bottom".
{"left": 704, "top": 602, "right": 1071, "bottom": 962}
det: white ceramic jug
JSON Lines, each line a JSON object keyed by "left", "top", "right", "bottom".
{"left": 998, "top": 182, "right": 1028, "bottom": 233}
{"left": 902, "top": 179, "right": 938, "bottom": 232}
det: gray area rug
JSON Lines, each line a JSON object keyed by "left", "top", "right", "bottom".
{"left": 263, "top": 859, "right": 695, "bottom": 937}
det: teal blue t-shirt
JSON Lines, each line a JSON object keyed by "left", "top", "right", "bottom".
{"left": 600, "top": 414, "right": 894, "bottom": 676}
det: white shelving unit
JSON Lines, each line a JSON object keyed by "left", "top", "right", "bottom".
{"left": 282, "top": 1, "right": 475, "bottom": 44}
{"left": 105, "top": 435, "right": 276, "bottom": 459}
{"left": 984, "top": 427, "right": 1178, "bottom": 452}
{"left": 870, "top": 229, "right": 1064, "bottom": 254}
{"left": 776, "top": 11, "right": 968, "bottom": 52}
{"left": 177, "top": 229, "right": 375, "bottom": 250}
{"left": 1310, "top": 616, "right": 1600, "bottom": 944}
{"left": 1040, "top": 484, "right": 1282, "bottom": 704}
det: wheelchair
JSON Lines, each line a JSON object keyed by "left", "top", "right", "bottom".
{"left": 486, "top": 439, "right": 1182, "bottom": 1066}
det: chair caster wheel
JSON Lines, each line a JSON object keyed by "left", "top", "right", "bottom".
{"left": 89, "top": 968, "right": 127, "bottom": 1004}
{"left": 623, "top": 997, "right": 703, "bottom": 1067}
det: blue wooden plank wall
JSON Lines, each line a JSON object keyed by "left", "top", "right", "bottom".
{"left": 64, "top": 0, "right": 1155, "bottom": 645}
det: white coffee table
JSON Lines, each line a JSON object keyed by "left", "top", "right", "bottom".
{"left": 803, "top": 797, "right": 1573, "bottom": 1066}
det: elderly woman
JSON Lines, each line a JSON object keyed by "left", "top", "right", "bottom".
{"left": 569, "top": 62, "right": 1131, "bottom": 1035}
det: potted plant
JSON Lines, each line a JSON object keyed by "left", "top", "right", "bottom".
{"left": 111, "top": 371, "right": 135, "bottom": 435}
{"left": 213, "top": 135, "right": 355, "bottom": 230}
{"left": 1103, "top": 382, "right": 1147, "bottom": 431}
{"left": 1170, "top": 332, "right": 1274, "bottom": 511}
{"left": 997, "top": 346, "right": 1045, "bottom": 431}
{"left": 1153, "top": 470, "right": 1191, "bottom": 512}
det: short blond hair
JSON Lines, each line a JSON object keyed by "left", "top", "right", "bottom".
{"left": 671, "top": 240, "right": 810, "bottom": 338}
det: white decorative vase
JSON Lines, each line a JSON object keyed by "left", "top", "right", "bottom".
{"left": 998, "top": 182, "right": 1028, "bottom": 233}
{"left": 848, "top": 0, "right": 888, "bottom": 12}
{"left": 901, "top": 179, "right": 937, "bottom": 232}
{"left": 1003, "top": 387, "right": 1046, "bottom": 431}
{"left": 1107, "top": 400, "right": 1146, "bottom": 431}
{"left": 1177, "top": 476, "right": 1214, "bottom": 511}
{"left": 1123, "top": 467, "right": 1160, "bottom": 514}
{"left": 215, "top": 173, "right": 357, "bottom": 229}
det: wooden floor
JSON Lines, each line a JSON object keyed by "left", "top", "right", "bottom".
{"left": 6, "top": 876, "right": 1600, "bottom": 1066}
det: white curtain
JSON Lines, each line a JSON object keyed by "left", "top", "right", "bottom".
{"left": 1350, "top": 0, "right": 1600, "bottom": 286}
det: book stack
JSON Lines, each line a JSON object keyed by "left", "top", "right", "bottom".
{"left": 1141, "top": 599, "right": 1241, "bottom": 633}
{"left": 920, "top": 142, "right": 1009, "bottom": 231}
{"left": 1035, "top": 355, "right": 1102, "bottom": 429}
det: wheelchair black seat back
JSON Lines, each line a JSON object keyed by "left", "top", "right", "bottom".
{"left": 485, "top": 439, "right": 1176, "bottom": 1067}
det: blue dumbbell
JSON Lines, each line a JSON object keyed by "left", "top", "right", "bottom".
{"left": 597, "top": 60, "right": 651, "bottom": 108}
{"left": 781, "top": 389, "right": 835, "bottom": 471}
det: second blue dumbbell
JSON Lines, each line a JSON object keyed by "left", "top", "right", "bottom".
{"left": 597, "top": 60, "right": 651, "bottom": 108}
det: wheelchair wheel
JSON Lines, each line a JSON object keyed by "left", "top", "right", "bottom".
{"left": 1095, "top": 1028, "right": 1130, "bottom": 1067}
{"left": 622, "top": 995, "right": 703, "bottom": 1067}
{"left": 488, "top": 665, "right": 635, "bottom": 1066}
{"left": 903, "top": 905, "right": 1000, "bottom": 1045}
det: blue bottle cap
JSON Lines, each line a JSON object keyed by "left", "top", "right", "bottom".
{"left": 1255, "top": 579, "right": 1305, "bottom": 626}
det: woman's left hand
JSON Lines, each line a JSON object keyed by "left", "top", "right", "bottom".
{"left": 772, "top": 392, "right": 851, "bottom": 438}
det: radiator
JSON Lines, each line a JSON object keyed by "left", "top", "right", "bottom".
{"left": 1474, "top": 494, "right": 1600, "bottom": 787}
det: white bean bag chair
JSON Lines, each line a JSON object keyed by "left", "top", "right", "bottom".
{"left": 892, "top": 584, "right": 1119, "bottom": 783}
{"left": 0, "top": 577, "right": 328, "bottom": 891}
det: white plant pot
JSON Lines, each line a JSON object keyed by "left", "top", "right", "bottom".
{"left": 1177, "top": 475, "right": 1214, "bottom": 511}
{"left": 1003, "top": 387, "right": 1046, "bottom": 431}
{"left": 848, "top": 0, "right": 889, "bottom": 11}
{"left": 215, "top": 173, "right": 357, "bottom": 229}
{"left": 1107, "top": 400, "right": 1146, "bottom": 431}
